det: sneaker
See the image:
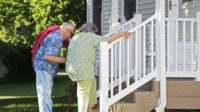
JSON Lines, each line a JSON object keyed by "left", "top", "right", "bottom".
{"left": 90, "top": 104, "right": 97, "bottom": 109}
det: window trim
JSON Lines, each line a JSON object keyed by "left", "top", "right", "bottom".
{"left": 183, "top": 0, "right": 193, "bottom": 3}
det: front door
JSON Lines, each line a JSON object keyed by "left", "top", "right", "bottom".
{"left": 168, "top": 0, "right": 179, "bottom": 18}
{"left": 167, "top": 0, "right": 197, "bottom": 71}
{"left": 167, "top": 0, "right": 179, "bottom": 71}
{"left": 93, "top": 0, "right": 102, "bottom": 35}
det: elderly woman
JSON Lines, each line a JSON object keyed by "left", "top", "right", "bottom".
{"left": 66, "top": 23, "right": 131, "bottom": 112}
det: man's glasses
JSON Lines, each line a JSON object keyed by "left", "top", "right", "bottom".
{"left": 66, "top": 29, "right": 74, "bottom": 37}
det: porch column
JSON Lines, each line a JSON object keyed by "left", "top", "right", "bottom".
{"left": 196, "top": 11, "right": 200, "bottom": 81}
{"left": 110, "top": 0, "right": 120, "bottom": 31}
{"left": 87, "top": 0, "right": 93, "bottom": 23}
{"left": 155, "top": 0, "right": 166, "bottom": 112}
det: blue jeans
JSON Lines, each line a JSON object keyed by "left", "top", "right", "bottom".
{"left": 34, "top": 69, "right": 53, "bottom": 112}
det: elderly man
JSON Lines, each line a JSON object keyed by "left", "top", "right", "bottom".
{"left": 66, "top": 23, "right": 131, "bottom": 112}
{"left": 32, "top": 22, "right": 75, "bottom": 112}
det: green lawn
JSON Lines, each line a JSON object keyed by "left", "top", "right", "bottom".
{"left": 0, "top": 75, "right": 77, "bottom": 112}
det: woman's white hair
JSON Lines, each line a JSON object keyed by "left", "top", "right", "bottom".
{"left": 79, "top": 23, "right": 98, "bottom": 33}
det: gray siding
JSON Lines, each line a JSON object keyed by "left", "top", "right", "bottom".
{"left": 179, "top": 0, "right": 200, "bottom": 18}
{"left": 138, "top": 0, "right": 155, "bottom": 21}
{"left": 118, "top": 0, "right": 123, "bottom": 17}
{"left": 102, "top": 0, "right": 112, "bottom": 35}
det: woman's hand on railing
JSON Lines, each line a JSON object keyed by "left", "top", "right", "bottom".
{"left": 120, "top": 32, "right": 131, "bottom": 38}
{"left": 108, "top": 32, "right": 131, "bottom": 43}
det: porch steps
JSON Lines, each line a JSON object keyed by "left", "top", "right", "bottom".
{"left": 167, "top": 97, "right": 200, "bottom": 109}
{"left": 166, "top": 80, "right": 200, "bottom": 109}
{"left": 167, "top": 80, "right": 200, "bottom": 97}
{"left": 110, "top": 103, "right": 156, "bottom": 112}
{"left": 109, "top": 91, "right": 157, "bottom": 112}
{"left": 134, "top": 91, "right": 158, "bottom": 104}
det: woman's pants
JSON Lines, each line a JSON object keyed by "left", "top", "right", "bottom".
{"left": 77, "top": 78, "right": 97, "bottom": 112}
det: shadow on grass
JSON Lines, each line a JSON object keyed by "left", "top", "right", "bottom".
{"left": 0, "top": 75, "right": 77, "bottom": 112}
{"left": 0, "top": 95, "right": 77, "bottom": 112}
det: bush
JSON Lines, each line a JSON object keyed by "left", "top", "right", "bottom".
{"left": 0, "top": 41, "right": 34, "bottom": 78}
{"left": 0, "top": 0, "right": 86, "bottom": 47}
{"left": 0, "top": 0, "right": 86, "bottom": 78}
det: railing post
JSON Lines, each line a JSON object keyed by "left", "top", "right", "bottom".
{"left": 110, "top": 0, "right": 120, "bottom": 32}
{"left": 134, "top": 14, "right": 143, "bottom": 79}
{"left": 134, "top": 14, "right": 142, "bottom": 26}
{"left": 100, "top": 42, "right": 109, "bottom": 112}
{"left": 155, "top": 0, "right": 166, "bottom": 112}
{"left": 196, "top": 11, "right": 200, "bottom": 81}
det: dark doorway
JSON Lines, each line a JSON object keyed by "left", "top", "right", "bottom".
{"left": 124, "top": 0, "right": 136, "bottom": 21}
{"left": 93, "top": 0, "right": 102, "bottom": 35}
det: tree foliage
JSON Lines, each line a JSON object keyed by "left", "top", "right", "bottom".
{"left": 0, "top": 0, "right": 86, "bottom": 47}
{"left": 0, "top": 0, "right": 86, "bottom": 78}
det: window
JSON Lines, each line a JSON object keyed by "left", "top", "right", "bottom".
{"left": 93, "top": 0, "right": 102, "bottom": 35}
{"left": 124, "top": 0, "right": 136, "bottom": 21}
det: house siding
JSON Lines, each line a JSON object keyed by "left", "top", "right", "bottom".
{"left": 102, "top": 0, "right": 112, "bottom": 35}
{"left": 179, "top": 0, "right": 200, "bottom": 18}
{"left": 137, "top": 0, "right": 155, "bottom": 20}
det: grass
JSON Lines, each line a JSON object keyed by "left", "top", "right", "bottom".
{"left": 0, "top": 75, "right": 77, "bottom": 112}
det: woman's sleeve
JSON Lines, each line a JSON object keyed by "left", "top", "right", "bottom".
{"left": 92, "top": 33, "right": 110, "bottom": 47}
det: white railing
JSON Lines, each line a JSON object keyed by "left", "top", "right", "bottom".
{"left": 99, "top": 14, "right": 158, "bottom": 112}
{"left": 108, "top": 14, "right": 142, "bottom": 36}
{"left": 94, "top": 15, "right": 142, "bottom": 80}
{"left": 166, "top": 17, "right": 200, "bottom": 78}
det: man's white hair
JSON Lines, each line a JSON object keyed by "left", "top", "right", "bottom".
{"left": 61, "top": 22, "right": 75, "bottom": 31}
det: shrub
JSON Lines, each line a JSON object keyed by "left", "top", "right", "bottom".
{"left": 0, "top": 41, "right": 34, "bottom": 78}
{"left": 0, "top": 0, "right": 86, "bottom": 78}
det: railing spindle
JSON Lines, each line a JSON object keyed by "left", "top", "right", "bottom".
{"left": 151, "top": 20, "right": 154, "bottom": 72}
{"left": 191, "top": 21, "right": 194, "bottom": 71}
{"left": 143, "top": 26, "right": 146, "bottom": 76}
{"left": 183, "top": 21, "right": 186, "bottom": 71}
{"left": 127, "top": 37, "right": 130, "bottom": 86}
{"left": 119, "top": 41, "right": 122, "bottom": 92}
{"left": 111, "top": 46, "right": 114, "bottom": 97}
{"left": 135, "top": 30, "right": 138, "bottom": 82}
{"left": 175, "top": 21, "right": 178, "bottom": 71}
{"left": 167, "top": 20, "right": 170, "bottom": 71}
